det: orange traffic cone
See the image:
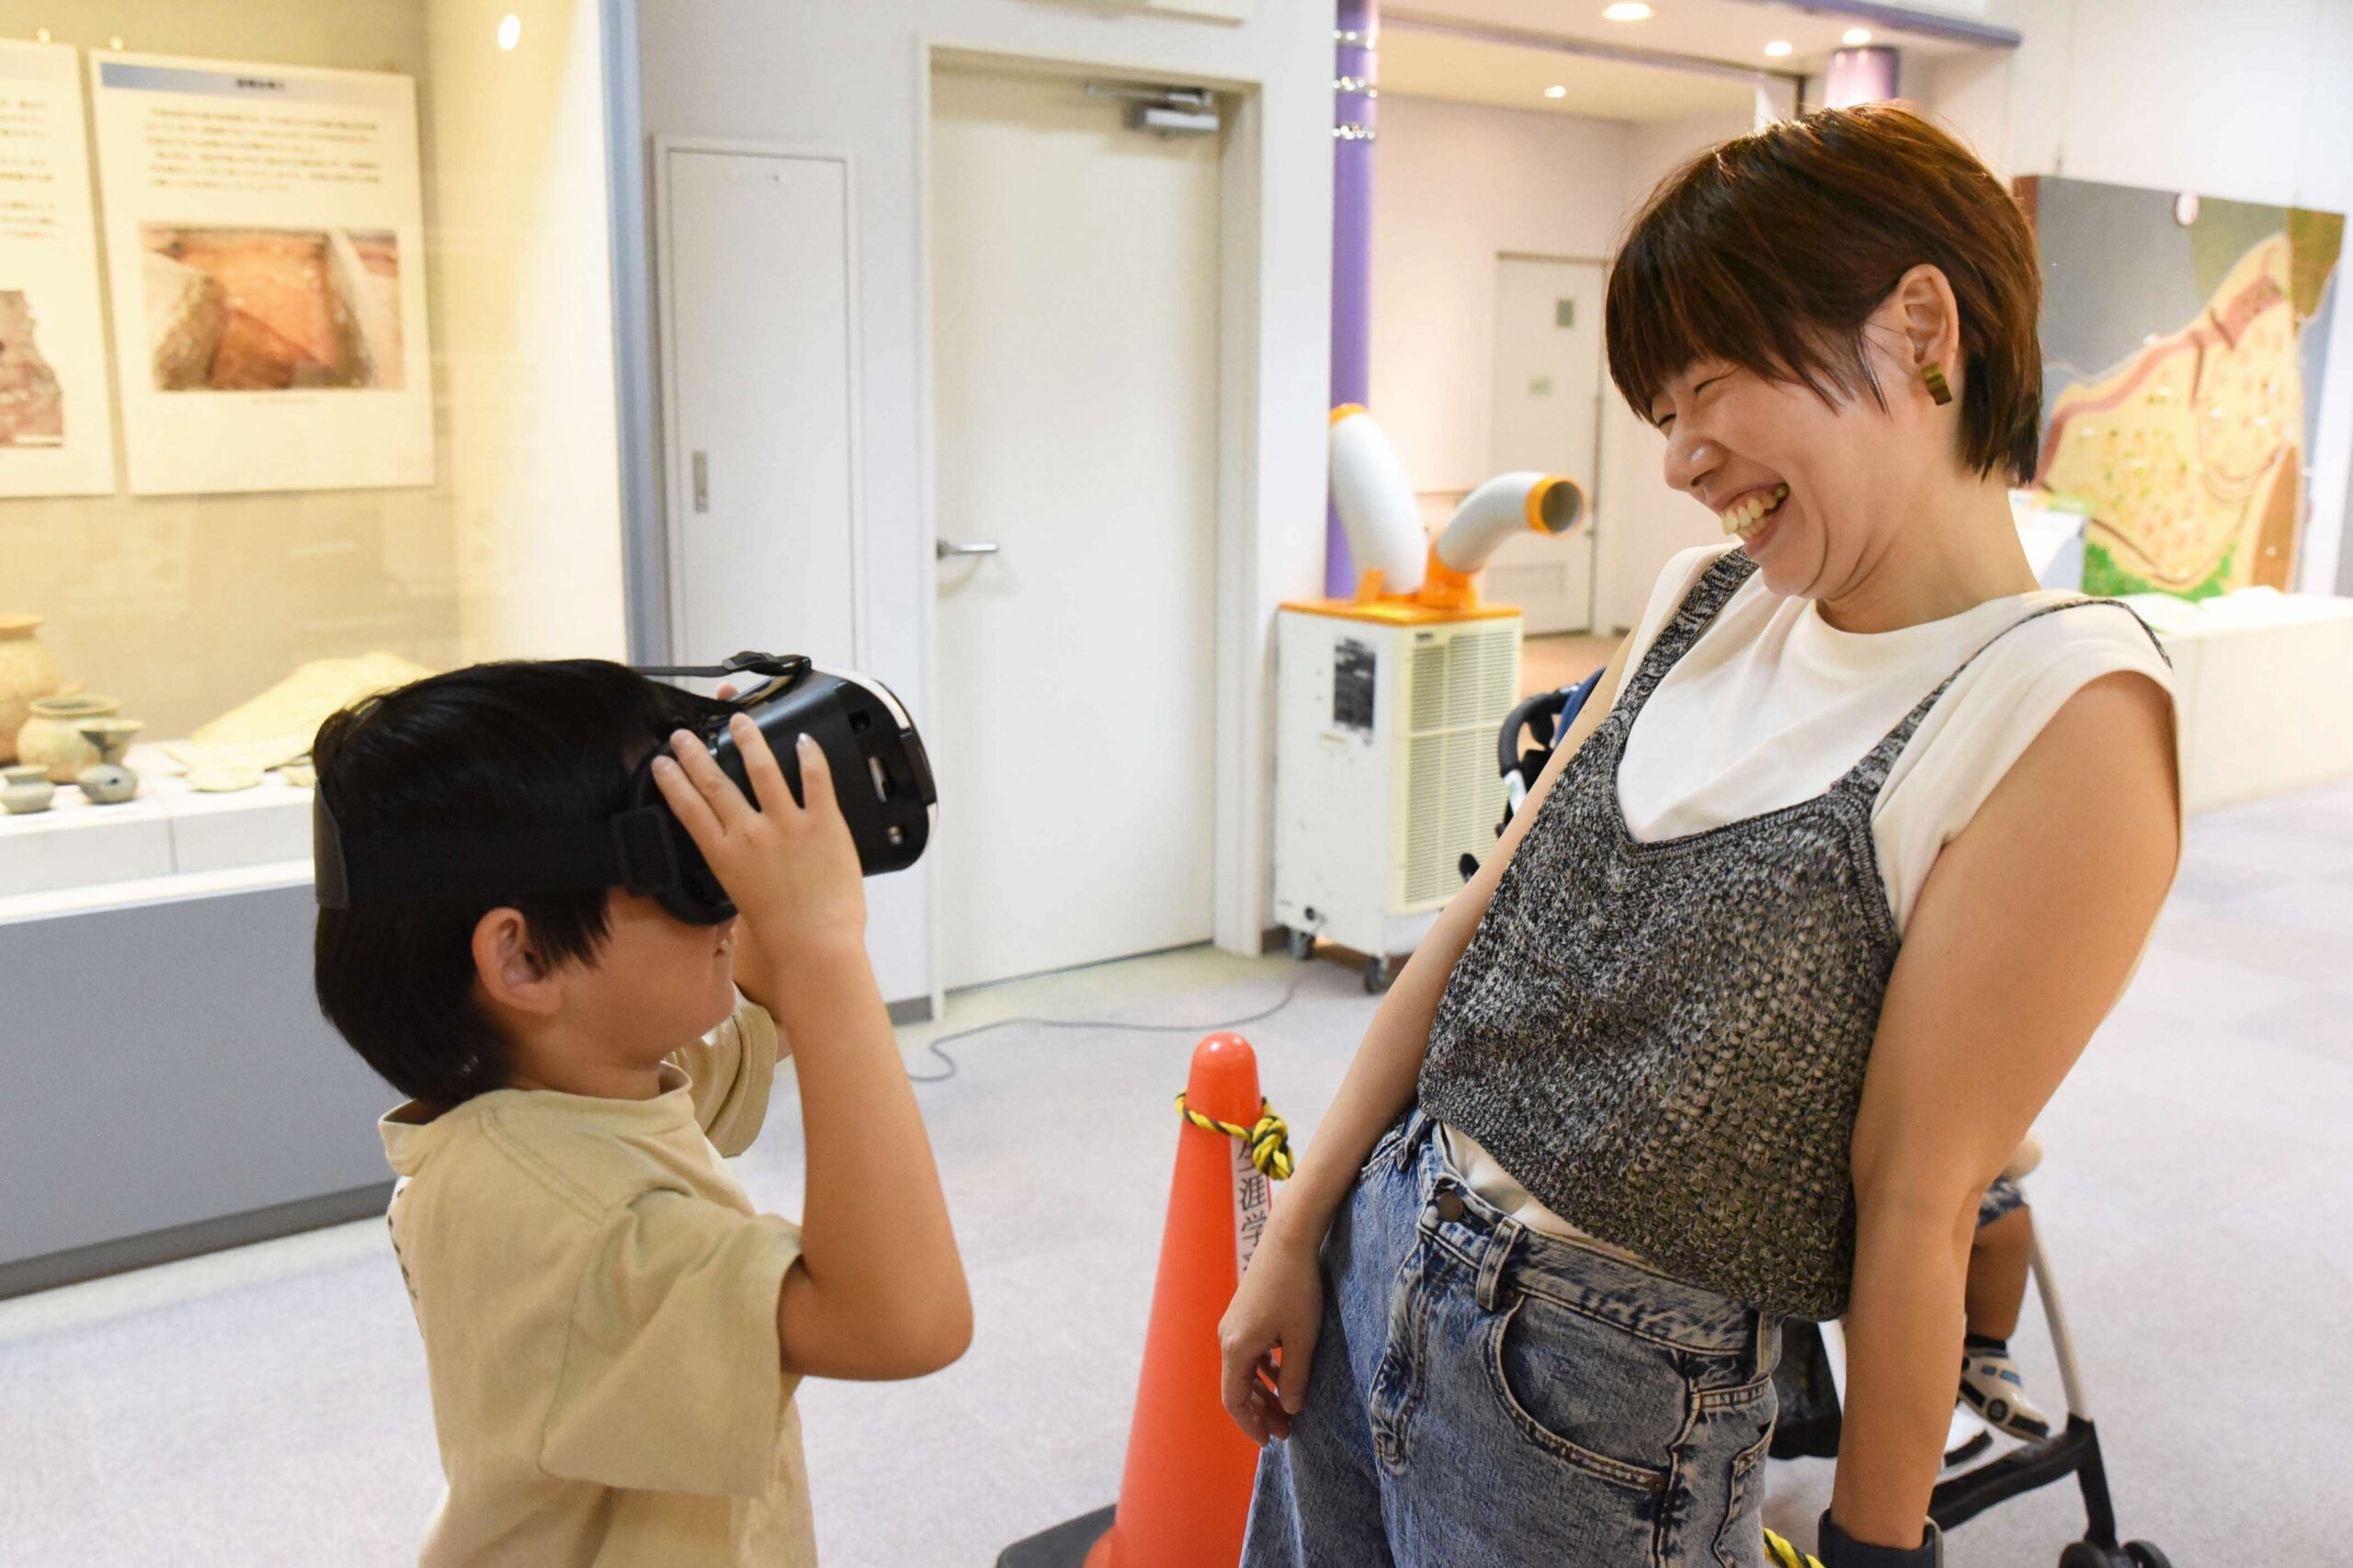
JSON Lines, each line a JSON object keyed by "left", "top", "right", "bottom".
{"left": 1087, "top": 1032, "right": 1278, "bottom": 1568}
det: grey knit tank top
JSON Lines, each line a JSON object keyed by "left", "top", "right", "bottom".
{"left": 1418, "top": 553, "right": 2160, "bottom": 1320}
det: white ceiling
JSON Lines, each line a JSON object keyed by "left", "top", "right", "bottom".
{"left": 1382, "top": 27, "right": 1761, "bottom": 124}
{"left": 1380, "top": 1, "right": 2008, "bottom": 124}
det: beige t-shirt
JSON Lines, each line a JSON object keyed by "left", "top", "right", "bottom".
{"left": 380, "top": 1000, "right": 813, "bottom": 1568}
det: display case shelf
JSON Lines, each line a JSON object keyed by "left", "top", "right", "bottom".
{"left": 0, "top": 744, "right": 311, "bottom": 902}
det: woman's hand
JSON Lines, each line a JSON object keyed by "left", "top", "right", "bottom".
{"left": 1209, "top": 633, "right": 1640, "bottom": 1449}
{"left": 1219, "top": 1229, "right": 1324, "bottom": 1444}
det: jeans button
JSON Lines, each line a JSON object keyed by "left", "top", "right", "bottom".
{"left": 1434, "top": 1190, "right": 1465, "bottom": 1223}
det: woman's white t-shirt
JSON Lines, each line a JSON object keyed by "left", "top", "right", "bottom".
{"left": 1443, "top": 542, "right": 2177, "bottom": 1248}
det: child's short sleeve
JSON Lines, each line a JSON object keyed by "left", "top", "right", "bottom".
{"left": 669, "top": 997, "right": 780, "bottom": 1156}
{"left": 539, "top": 1187, "right": 802, "bottom": 1496}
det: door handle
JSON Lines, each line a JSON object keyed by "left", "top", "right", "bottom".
{"left": 935, "top": 540, "right": 1000, "bottom": 559}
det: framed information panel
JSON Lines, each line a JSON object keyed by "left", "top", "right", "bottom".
{"left": 91, "top": 52, "right": 434, "bottom": 494}
{"left": 0, "top": 40, "right": 115, "bottom": 496}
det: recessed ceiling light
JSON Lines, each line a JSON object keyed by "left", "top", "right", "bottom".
{"left": 497, "top": 13, "right": 521, "bottom": 50}
{"left": 1603, "top": 2, "right": 1654, "bottom": 19}
{"left": 1764, "top": 40, "right": 1794, "bottom": 58}
{"left": 1544, "top": 84, "right": 1568, "bottom": 98}
{"left": 1842, "top": 28, "right": 1873, "bottom": 45}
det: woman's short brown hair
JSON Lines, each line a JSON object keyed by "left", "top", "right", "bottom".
{"left": 1605, "top": 103, "right": 2042, "bottom": 483}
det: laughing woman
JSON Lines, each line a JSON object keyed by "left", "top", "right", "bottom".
{"left": 1222, "top": 106, "right": 2180, "bottom": 1568}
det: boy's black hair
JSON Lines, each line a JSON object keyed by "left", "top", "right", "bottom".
{"left": 312, "top": 659, "right": 733, "bottom": 1107}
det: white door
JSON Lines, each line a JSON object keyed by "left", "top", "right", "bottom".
{"left": 1486, "top": 256, "right": 1605, "bottom": 633}
{"left": 929, "top": 66, "right": 1221, "bottom": 991}
{"left": 658, "top": 145, "right": 858, "bottom": 668}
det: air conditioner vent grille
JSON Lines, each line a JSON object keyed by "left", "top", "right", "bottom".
{"left": 1402, "top": 729, "right": 1495, "bottom": 905}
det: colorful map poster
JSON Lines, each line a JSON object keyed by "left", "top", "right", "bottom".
{"left": 2022, "top": 176, "right": 2343, "bottom": 598}
{"left": 90, "top": 53, "right": 433, "bottom": 495}
{"left": 0, "top": 40, "right": 116, "bottom": 496}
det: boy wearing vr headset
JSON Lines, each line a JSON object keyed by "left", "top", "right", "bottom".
{"left": 313, "top": 659, "right": 968, "bottom": 1567}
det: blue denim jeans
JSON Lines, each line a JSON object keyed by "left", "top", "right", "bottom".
{"left": 1242, "top": 1110, "right": 1780, "bottom": 1567}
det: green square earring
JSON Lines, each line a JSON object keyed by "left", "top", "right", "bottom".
{"left": 1922, "top": 363, "right": 1953, "bottom": 406}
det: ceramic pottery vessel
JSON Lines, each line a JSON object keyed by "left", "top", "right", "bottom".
{"left": 76, "top": 717, "right": 143, "bottom": 767}
{"left": 1, "top": 762, "right": 53, "bottom": 814}
{"left": 0, "top": 614, "right": 64, "bottom": 767}
{"left": 76, "top": 762, "right": 139, "bottom": 805}
{"left": 18, "top": 693, "right": 123, "bottom": 784}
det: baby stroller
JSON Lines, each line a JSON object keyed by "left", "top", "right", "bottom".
{"left": 1477, "top": 676, "right": 2174, "bottom": 1568}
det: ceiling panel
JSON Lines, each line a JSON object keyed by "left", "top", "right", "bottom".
{"left": 1389, "top": 0, "right": 1998, "bottom": 79}
{"left": 1382, "top": 26, "right": 1761, "bottom": 123}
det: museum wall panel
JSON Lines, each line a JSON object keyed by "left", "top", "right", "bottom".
{"left": 425, "top": 0, "right": 625, "bottom": 665}
{"left": 633, "top": 0, "right": 1336, "bottom": 990}
{"left": 1934, "top": 0, "right": 2353, "bottom": 594}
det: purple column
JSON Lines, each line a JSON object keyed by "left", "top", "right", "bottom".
{"left": 1327, "top": 0, "right": 1378, "bottom": 597}
{"left": 1824, "top": 46, "right": 1901, "bottom": 108}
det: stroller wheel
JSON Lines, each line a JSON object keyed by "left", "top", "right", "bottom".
{"left": 2056, "top": 1545, "right": 2126, "bottom": 1568}
{"left": 2122, "top": 1545, "right": 2173, "bottom": 1568}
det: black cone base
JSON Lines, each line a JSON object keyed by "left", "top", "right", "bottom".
{"left": 996, "top": 1505, "right": 1115, "bottom": 1568}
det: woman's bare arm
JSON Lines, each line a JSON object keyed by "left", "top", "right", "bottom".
{"left": 1834, "top": 671, "right": 2178, "bottom": 1548}
{"left": 1221, "top": 635, "right": 1633, "bottom": 1440}
{"left": 1267, "top": 633, "right": 1633, "bottom": 1250}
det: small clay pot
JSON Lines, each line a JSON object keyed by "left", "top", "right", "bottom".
{"left": 18, "top": 693, "right": 123, "bottom": 783}
{"left": 0, "top": 614, "right": 63, "bottom": 767}
{"left": 76, "top": 717, "right": 143, "bottom": 767}
{"left": 2, "top": 762, "right": 53, "bottom": 814}
{"left": 76, "top": 761, "right": 140, "bottom": 805}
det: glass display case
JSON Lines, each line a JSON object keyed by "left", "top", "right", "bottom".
{"left": 0, "top": 0, "right": 630, "bottom": 910}
{"left": 0, "top": 0, "right": 634, "bottom": 1295}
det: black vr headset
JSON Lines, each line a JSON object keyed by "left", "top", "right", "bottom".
{"left": 314, "top": 654, "right": 937, "bottom": 925}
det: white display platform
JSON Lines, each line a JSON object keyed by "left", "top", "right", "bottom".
{"left": 0, "top": 744, "right": 311, "bottom": 900}
{"left": 2125, "top": 589, "right": 2353, "bottom": 814}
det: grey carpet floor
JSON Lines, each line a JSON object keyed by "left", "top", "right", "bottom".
{"left": 3, "top": 780, "right": 2348, "bottom": 1565}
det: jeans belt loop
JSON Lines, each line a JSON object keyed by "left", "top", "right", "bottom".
{"left": 1476, "top": 1217, "right": 1521, "bottom": 1312}
{"left": 1399, "top": 1108, "right": 1431, "bottom": 1170}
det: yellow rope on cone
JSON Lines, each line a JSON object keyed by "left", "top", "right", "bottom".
{"left": 1763, "top": 1530, "right": 1823, "bottom": 1568}
{"left": 1174, "top": 1093, "right": 1296, "bottom": 1181}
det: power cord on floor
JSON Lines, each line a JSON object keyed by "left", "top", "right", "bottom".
{"left": 903, "top": 966, "right": 1311, "bottom": 1084}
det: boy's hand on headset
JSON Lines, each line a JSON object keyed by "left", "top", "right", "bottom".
{"left": 652, "top": 714, "right": 868, "bottom": 963}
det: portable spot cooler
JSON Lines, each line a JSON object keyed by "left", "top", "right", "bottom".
{"left": 1273, "top": 406, "right": 1585, "bottom": 990}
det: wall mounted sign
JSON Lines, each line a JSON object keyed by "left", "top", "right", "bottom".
{"left": 0, "top": 40, "right": 116, "bottom": 496}
{"left": 91, "top": 53, "right": 434, "bottom": 495}
{"left": 2021, "top": 175, "right": 2343, "bottom": 598}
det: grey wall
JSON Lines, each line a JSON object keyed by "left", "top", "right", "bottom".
{"left": 1, "top": 880, "right": 393, "bottom": 1286}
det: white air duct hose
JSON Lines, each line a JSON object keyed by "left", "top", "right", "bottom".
{"left": 1434, "top": 472, "right": 1586, "bottom": 575}
{"left": 1328, "top": 405, "right": 1427, "bottom": 594}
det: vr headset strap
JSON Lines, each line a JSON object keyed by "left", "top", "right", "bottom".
{"left": 634, "top": 652, "right": 810, "bottom": 683}
{"left": 316, "top": 807, "right": 684, "bottom": 910}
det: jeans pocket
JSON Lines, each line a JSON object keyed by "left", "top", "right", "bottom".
{"left": 1711, "top": 1419, "right": 1776, "bottom": 1568}
{"left": 1364, "top": 1230, "right": 1443, "bottom": 1474}
{"left": 1482, "top": 1291, "right": 1678, "bottom": 1494}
